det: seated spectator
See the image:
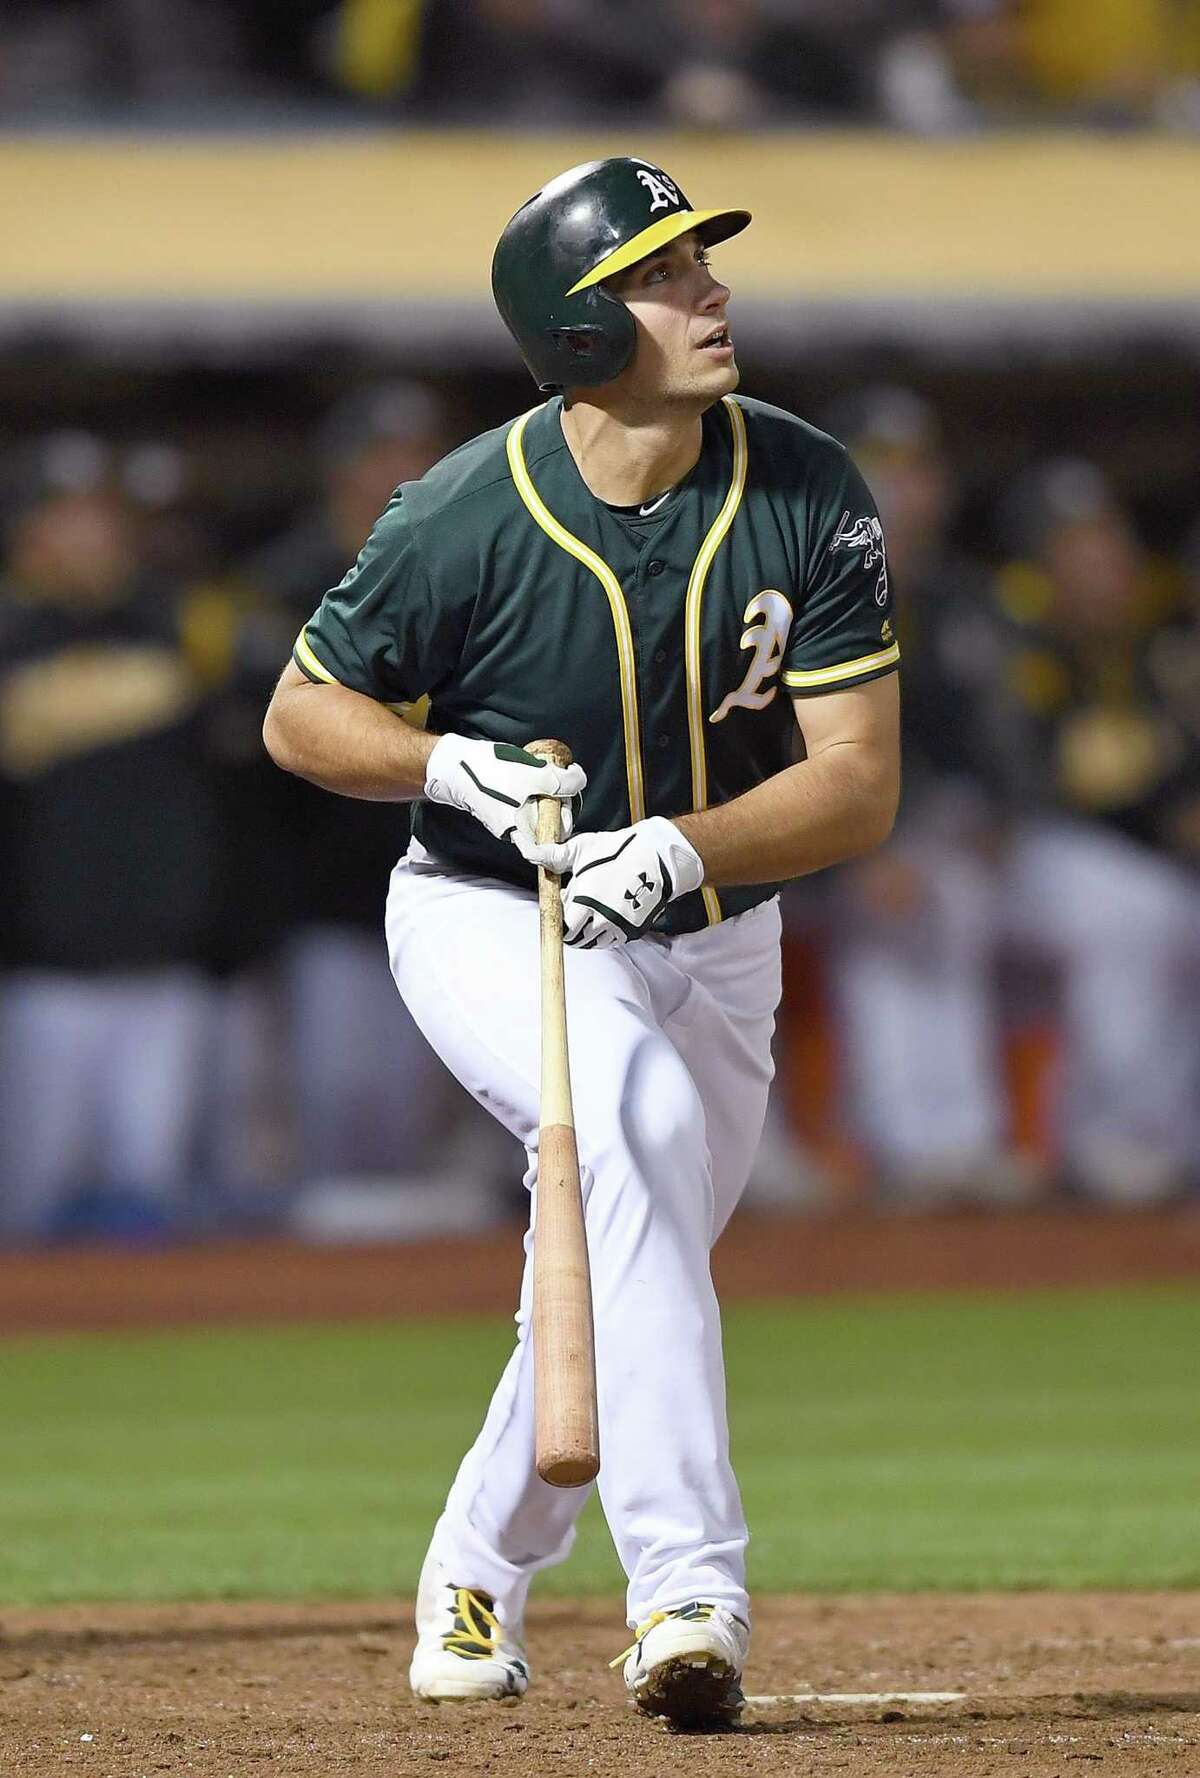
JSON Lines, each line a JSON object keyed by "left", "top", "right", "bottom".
{"left": 823, "top": 389, "right": 1042, "bottom": 1206}
{"left": 221, "top": 383, "right": 503, "bottom": 1221}
{"left": 1161, "top": 518, "right": 1200, "bottom": 870}
{"left": 0, "top": 435, "right": 219, "bottom": 1241}
{"left": 830, "top": 427, "right": 1200, "bottom": 1205}
{"left": 1017, "top": 0, "right": 1179, "bottom": 123}
{"left": 936, "top": 0, "right": 1200, "bottom": 127}
{"left": 0, "top": 0, "right": 257, "bottom": 116}
{"left": 658, "top": 0, "right": 875, "bottom": 128}
{"left": 324, "top": 0, "right": 663, "bottom": 122}
{"left": 991, "top": 462, "right": 1200, "bottom": 1198}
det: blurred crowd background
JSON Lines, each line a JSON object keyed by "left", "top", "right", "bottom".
{"left": 3, "top": 0, "right": 1200, "bottom": 132}
{"left": 1, "top": 2, "right": 1199, "bottom": 1247}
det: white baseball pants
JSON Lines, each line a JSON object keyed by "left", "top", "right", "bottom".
{"left": 385, "top": 852, "right": 782, "bottom": 1630}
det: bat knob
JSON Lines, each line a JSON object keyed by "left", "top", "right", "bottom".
{"left": 526, "top": 737, "right": 574, "bottom": 769}
{"left": 538, "top": 1451, "right": 601, "bottom": 1488}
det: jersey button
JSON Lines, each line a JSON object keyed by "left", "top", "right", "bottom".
{"left": 647, "top": 559, "right": 666, "bottom": 577}
{"left": 656, "top": 735, "right": 670, "bottom": 750}
{"left": 653, "top": 648, "right": 667, "bottom": 664}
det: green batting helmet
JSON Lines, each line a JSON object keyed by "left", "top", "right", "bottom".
{"left": 492, "top": 157, "right": 751, "bottom": 393}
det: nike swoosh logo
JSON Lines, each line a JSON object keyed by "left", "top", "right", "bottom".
{"left": 638, "top": 492, "right": 671, "bottom": 517}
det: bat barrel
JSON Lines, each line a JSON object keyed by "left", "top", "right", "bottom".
{"left": 533, "top": 1124, "right": 599, "bottom": 1487}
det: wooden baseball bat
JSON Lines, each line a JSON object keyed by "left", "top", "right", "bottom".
{"left": 525, "top": 739, "right": 600, "bottom": 1488}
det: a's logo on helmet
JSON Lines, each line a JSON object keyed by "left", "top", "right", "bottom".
{"left": 635, "top": 167, "right": 682, "bottom": 213}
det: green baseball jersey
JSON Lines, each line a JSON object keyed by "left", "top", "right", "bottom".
{"left": 294, "top": 392, "right": 899, "bottom": 937}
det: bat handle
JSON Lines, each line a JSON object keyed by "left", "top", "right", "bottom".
{"left": 526, "top": 738, "right": 574, "bottom": 1128}
{"left": 527, "top": 735, "right": 575, "bottom": 845}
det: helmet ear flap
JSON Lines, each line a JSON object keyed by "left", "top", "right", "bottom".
{"left": 536, "top": 289, "right": 636, "bottom": 392}
{"left": 537, "top": 325, "right": 610, "bottom": 392}
{"left": 549, "top": 325, "right": 608, "bottom": 361}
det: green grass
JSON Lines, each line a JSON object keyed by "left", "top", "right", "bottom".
{"left": 1, "top": 1287, "right": 1197, "bottom": 1605}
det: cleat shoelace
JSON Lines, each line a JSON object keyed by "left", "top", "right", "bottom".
{"left": 609, "top": 1602, "right": 716, "bottom": 1669}
{"left": 444, "top": 1586, "right": 504, "bottom": 1662}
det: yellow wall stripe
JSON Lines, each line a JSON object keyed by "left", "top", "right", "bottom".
{"left": 506, "top": 406, "right": 646, "bottom": 825}
{"left": 5, "top": 136, "right": 1200, "bottom": 307}
{"left": 684, "top": 396, "right": 749, "bottom": 927}
{"left": 783, "top": 641, "right": 901, "bottom": 690}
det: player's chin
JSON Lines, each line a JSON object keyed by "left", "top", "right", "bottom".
{"left": 697, "top": 354, "right": 740, "bottom": 396}
{"left": 669, "top": 360, "right": 738, "bottom": 406}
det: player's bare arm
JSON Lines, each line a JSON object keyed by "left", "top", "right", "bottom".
{"left": 264, "top": 660, "right": 585, "bottom": 837}
{"left": 674, "top": 674, "right": 900, "bottom": 886}
{"left": 521, "top": 678, "right": 898, "bottom": 949}
{"left": 263, "top": 659, "right": 435, "bottom": 800}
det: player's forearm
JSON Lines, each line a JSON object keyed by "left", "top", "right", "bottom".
{"left": 263, "top": 671, "right": 436, "bottom": 801}
{"left": 674, "top": 744, "right": 899, "bottom": 887}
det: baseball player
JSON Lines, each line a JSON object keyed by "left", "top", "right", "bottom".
{"left": 263, "top": 156, "right": 900, "bottom": 1727}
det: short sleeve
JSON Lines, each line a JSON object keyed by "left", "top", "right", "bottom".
{"left": 292, "top": 492, "right": 463, "bottom": 709}
{"left": 783, "top": 449, "right": 901, "bottom": 697}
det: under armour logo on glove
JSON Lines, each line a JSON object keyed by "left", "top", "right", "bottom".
{"left": 424, "top": 734, "right": 587, "bottom": 843}
{"left": 514, "top": 816, "right": 705, "bottom": 948}
{"left": 624, "top": 872, "right": 655, "bottom": 911}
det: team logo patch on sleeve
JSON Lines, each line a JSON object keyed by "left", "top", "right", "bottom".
{"left": 832, "top": 511, "right": 889, "bottom": 606}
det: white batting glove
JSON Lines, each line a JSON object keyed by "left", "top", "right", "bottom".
{"left": 424, "top": 734, "right": 587, "bottom": 844}
{"left": 516, "top": 816, "right": 705, "bottom": 948}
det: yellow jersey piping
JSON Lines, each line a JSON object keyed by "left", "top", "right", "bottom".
{"left": 506, "top": 405, "right": 646, "bottom": 825}
{"left": 294, "top": 625, "right": 338, "bottom": 684}
{"left": 783, "top": 641, "right": 901, "bottom": 690}
{"left": 684, "top": 394, "right": 748, "bottom": 927}
{"left": 293, "top": 626, "right": 425, "bottom": 721}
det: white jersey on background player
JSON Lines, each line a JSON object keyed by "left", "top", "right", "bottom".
{"left": 264, "top": 156, "right": 901, "bottom": 1729}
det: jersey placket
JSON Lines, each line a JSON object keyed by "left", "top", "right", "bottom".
{"left": 508, "top": 398, "right": 747, "bottom": 932}
{"left": 588, "top": 408, "right": 747, "bottom": 930}
{"left": 615, "top": 520, "right": 690, "bottom": 837}
{"left": 590, "top": 466, "right": 722, "bottom": 931}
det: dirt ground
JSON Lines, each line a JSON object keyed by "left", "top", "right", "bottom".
{"left": 4, "top": 1211, "right": 1199, "bottom": 1773}
{"left": 1, "top": 1593, "right": 1197, "bottom": 1777}
{"left": 4, "top": 1205, "right": 1200, "bottom": 1333}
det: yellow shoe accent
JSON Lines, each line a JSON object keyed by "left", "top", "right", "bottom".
{"left": 610, "top": 1610, "right": 668, "bottom": 1669}
{"left": 617, "top": 1604, "right": 746, "bottom": 1728}
{"left": 410, "top": 1581, "right": 529, "bottom": 1701}
{"left": 610, "top": 1603, "right": 718, "bottom": 1668}
{"left": 444, "top": 1587, "right": 505, "bottom": 1661}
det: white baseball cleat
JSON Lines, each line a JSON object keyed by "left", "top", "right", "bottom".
{"left": 409, "top": 1560, "right": 529, "bottom": 1703}
{"left": 616, "top": 1602, "right": 748, "bottom": 1728}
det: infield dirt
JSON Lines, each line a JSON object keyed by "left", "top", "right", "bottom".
{"left": 5, "top": 1211, "right": 1200, "bottom": 1771}
{"left": 4, "top": 1205, "right": 1200, "bottom": 1333}
{"left": 2, "top": 1592, "right": 1197, "bottom": 1777}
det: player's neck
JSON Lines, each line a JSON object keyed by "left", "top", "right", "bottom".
{"left": 559, "top": 398, "right": 704, "bottom": 508}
